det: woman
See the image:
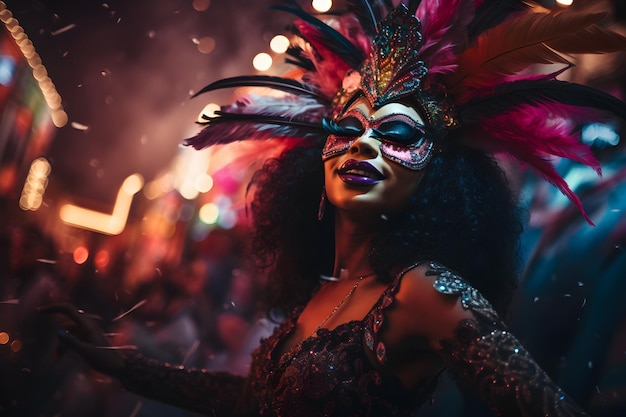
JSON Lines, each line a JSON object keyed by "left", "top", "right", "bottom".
{"left": 44, "top": 1, "right": 626, "bottom": 416}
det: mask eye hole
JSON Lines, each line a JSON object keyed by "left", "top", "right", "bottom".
{"left": 323, "top": 116, "right": 364, "bottom": 136}
{"left": 374, "top": 121, "right": 426, "bottom": 145}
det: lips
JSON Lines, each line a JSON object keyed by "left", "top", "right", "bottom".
{"left": 337, "top": 159, "right": 385, "bottom": 186}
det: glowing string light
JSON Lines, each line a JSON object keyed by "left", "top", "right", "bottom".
{"left": 0, "top": 2, "right": 68, "bottom": 127}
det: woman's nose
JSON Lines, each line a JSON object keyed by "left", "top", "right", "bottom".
{"left": 349, "top": 131, "right": 379, "bottom": 158}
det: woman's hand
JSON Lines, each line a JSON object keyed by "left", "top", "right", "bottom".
{"left": 39, "top": 304, "right": 128, "bottom": 376}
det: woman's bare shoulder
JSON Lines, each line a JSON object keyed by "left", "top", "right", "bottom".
{"left": 390, "top": 262, "right": 479, "bottom": 349}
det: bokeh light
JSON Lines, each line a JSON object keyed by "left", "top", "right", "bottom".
{"left": 312, "top": 0, "right": 332, "bottom": 13}
{"left": 556, "top": 0, "right": 573, "bottom": 5}
{"left": 94, "top": 250, "right": 111, "bottom": 270}
{"left": 196, "top": 36, "right": 215, "bottom": 54}
{"left": 0, "top": 332, "right": 9, "bottom": 345}
{"left": 10, "top": 339, "right": 22, "bottom": 352}
{"left": 192, "top": 0, "right": 211, "bottom": 11}
{"left": 199, "top": 202, "right": 219, "bottom": 224}
{"left": 270, "top": 35, "right": 290, "bottom": 53}
{"left": 73, "top": 246, "right": 89, "bottom": 265}
{"left": 194, "top": 173, "right": 214, "bottom": 193}
{"left": 253, "top": 53, "right": 272, "bottom": 71}
{"left": 198, "top": 102, "right": 220, "bottom": 122}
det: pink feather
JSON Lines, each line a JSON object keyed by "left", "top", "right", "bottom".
{"left": 416, "top": 0, "right": 475, "bottom": 76}
{"left": 471, "top": 103, "right": 603, "bottom": 224}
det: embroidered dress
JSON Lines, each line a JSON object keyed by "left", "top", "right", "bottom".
{"left": 118, "top": 263, "right": 590, "bottom": 417}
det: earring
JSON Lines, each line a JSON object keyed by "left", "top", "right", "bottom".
{"left": 318, "top": 187, "right": 327, "bottom": 221}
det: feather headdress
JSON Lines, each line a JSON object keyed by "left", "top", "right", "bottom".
{"left": 185, "top": 0, "right": 626, "bottom": 225}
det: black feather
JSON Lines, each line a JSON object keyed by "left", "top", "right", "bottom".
{"left": 346, "top": 0, "right": 387, "bottom": 36}
{"left": 202, "top": 111, "right": 327, "bottom": 131}
{"left": 468, "top": 0, "right": 530, "bottom": 42}
{"left": 192, "top": 75, "right": 331, "bottom": 103}
{"left": 271, "top": 5, "right": 365, "bottom": 69}
{"left": 407, "top": 0, "right": 421, "bottom": 16}
{"left": 458, "top": 79, "right": 626, "bottom": 124}
{"left": 285, "top": 46, "right": 316, "bottom": 72}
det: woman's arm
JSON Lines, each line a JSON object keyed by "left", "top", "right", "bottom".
{"left": 119, "top": 354, "right": 253, "bottom": 416}
{"left": 391, "top": 263, "right": 590, "bottom": 417}
{"left": 42, "top": 304, "right": 255, "bottom": 416}
{"left": 427, "top": 262, "right": 589, "bottom": 417}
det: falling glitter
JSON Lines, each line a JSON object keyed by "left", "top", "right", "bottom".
{"left": 182, "top": 340, "right": 200, "bottom": 365}
{"left": 112, "top": 299, "right": 147, "bottom": 321}
{"left": 36, "top": 258, "right": 57, "bottom": 264}
{"left": 71, "top": 122, "right": 89, "bottom": 131}
{"left": 128, "top": 402, "right": 142, "bottom": 417}
{"left": 95, "top": 345, "right": 138, "bottom": 350}
{"left": 51, "top": 24, "right": 77, "bottom": 36}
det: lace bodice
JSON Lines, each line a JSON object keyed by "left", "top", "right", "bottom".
{"left": 249, "top": 264, "right": 434, "bottom": 416}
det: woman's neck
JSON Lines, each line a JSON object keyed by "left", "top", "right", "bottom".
{"left": 332, "top": 212, "right": 377, "bottom": 280}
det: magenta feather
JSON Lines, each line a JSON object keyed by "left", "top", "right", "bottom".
{"left": 472, "top": 103, "right": 602, "bottom": 224}
{"left": 417, "top": 0, "right": 474, "bottom": 76}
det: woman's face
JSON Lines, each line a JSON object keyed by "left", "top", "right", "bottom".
{"left": 323, "top": 98, "right": 432, "bottom": 215}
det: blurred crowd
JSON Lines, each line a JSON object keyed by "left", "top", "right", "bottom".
{"left": 0, "top": 221, "right": 275, "bottom": 417}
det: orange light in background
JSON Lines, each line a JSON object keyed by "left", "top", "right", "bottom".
{"left": 0, "top": 332, "right": 9, "bottom": 344}
{"left": 94, "top": 249, "right": 110, "bottom": 270}
{"left": 59, "top": 173, "right": 144, "bottom": 235}
{"left": 73, "top": 246, "right": 89, "bottom": 264}
{"left": 195, "top": 36, "right": 215, "bottom": 54}
{"left": 192, "top": 0, "right": 210, "bottom": 11}
{"left": 10, "top": 339, "right": 22, "bottom": 352}
{"left": 556, "top": 0, "right": 573, "bottom": 5}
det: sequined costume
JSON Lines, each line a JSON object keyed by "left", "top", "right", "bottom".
{"left": 117, "top": 262, "right": 589, "bottom": 417}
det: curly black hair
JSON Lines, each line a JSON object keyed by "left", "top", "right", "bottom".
{"left": 249, "top": 137, "right": 524, "bottom": 318}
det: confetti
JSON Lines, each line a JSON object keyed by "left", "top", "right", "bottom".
{"left": 36, "top": 258, "right": 57, "bottom": 264}
{"left": 71, "top": 122, "right": 89, "bottom": 131}
{"left": 128, "top": 402, "right": 142, "bottom": 417}
{"left": 112, "top": 299, "right": 147, "bottom": 321}
{"left": 51, "top": 24, "right": 77, "bottom": 36}
{"left": 95, "top": 345, "right": 138, "bottom": 350}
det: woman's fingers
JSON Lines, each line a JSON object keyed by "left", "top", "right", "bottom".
{"left": 41, "top": 304, "right": 128, "bottom": 375}
{"left": 40, "top": 303, "right": 107, "bottom": 343}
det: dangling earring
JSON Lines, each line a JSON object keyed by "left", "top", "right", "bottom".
{"left": 318, "top": 187, "right": 327, "bottom": 221}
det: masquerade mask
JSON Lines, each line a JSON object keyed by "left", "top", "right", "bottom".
{"left": 322, "top": 106, "right": 434, "bottom": 170}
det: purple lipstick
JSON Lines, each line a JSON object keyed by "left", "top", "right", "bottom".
{"left": 337, "top": 160, "right": 385, "bottom": 186}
